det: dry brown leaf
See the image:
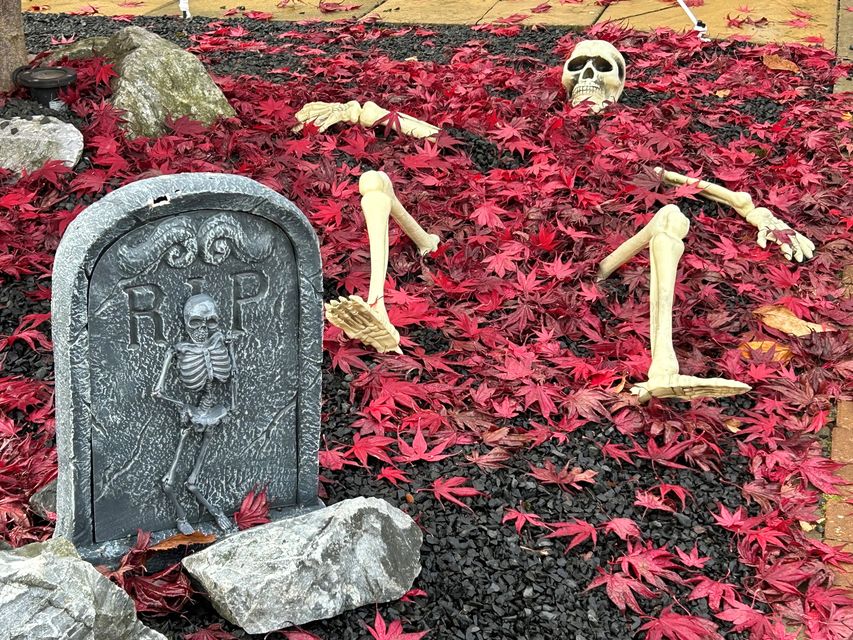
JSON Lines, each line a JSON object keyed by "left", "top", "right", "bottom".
{"left": 762, "top": 54, "right": 800, "bottom": 73}
{"left": 714, "top": 89, "right": 731, "bottom": 98}
{"left": 738, "top": 340, "right": 793, "bottom": 362}
{"left": 754, "top": 305, "right": 826, "bottom": 337}
{"left": 724, "top": 418, "right": 742, "bottom": 433}
{"left": 149, "top": 531, "right": 216, "bottom": 551}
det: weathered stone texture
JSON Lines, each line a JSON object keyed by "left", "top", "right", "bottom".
{"left": 0, "top": 116, "right": 83, "bottom": 176}
{"left": 0, "top": 538, "right": 165, "bottom": 640}
{"left": 182, "top": 497, "right": 422, "bottom": 633}
{"left": 102, "top": 26, "right": 234, "bottom": 138}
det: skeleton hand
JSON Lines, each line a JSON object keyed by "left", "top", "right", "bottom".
{"left": 747, "top": 207, "right": 815, "bottom": 262}
{"left": 293, "top": 101, "right": 362, "bottom": 133}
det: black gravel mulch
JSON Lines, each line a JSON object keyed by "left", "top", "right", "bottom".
{"left": 14, "top": 13, "right": 777, "bottom": 640}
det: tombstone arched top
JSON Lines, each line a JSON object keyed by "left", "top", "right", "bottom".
{"left": 52, "top": 173, "right": 323, "bottom": 564}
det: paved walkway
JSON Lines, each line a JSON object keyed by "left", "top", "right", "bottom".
{"left": 22, "top": 0, "right": 853, "bottom": 59}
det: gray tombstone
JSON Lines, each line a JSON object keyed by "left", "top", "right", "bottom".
{"left": 52, "top": 173, "right": 323, "bottom": 564}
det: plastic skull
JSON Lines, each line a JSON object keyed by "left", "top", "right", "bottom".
{"left": 184, "top": 294, "right": 219, "bottom": 344}
{"left": 562, "top": 40, "right": 626, "bottom": 113}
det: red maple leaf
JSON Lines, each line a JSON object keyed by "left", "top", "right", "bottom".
{"left": 420, "top": 476, "right": 483, "bottom": 510}
{"left": 528, "top": 460, "right": 597, "bottom": 492}
{"left": 184, "top": 624, "right": 237, "bottom": 640}
{"left": 233, "top": 486, "right": 270, "bottom": 530}
{"left": 618, "top": 541, "right": 682, "bottom": 588}
{"left": 640, "top": 607, "right": 723, "bottom": 640}
{"left": 545, "top": 518, "right": 597, "bottom": 551}
{"left": 586, "top": 569, "right": 655, "bottom": 614}
{"left": 347, "top": 434, "right": 395, "bottom": 467}
{"left": 603, "top": 518, "right": 641, "bottom": 541}
{"left": 502, "top": 507, "right": 546, "bottom": 534}
{"left": 394, "top": 426, "right": 454, "bottom": 464}
{"left": 364, "top": 611, "right": 427, "bottom": 640}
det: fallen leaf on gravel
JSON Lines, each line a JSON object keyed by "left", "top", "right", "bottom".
{"left": 150, "top": 531, "right": 216, "bottom": 551}
{"left": 739, "top": 340, "right": 793, "bottom": 362}
{"left": 754, "top": 305, "right": 826, "bottom": 336}
{"left": 762, "top": 54, "right": 800, "bottom": 73}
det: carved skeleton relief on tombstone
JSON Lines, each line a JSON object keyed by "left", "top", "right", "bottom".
{"left": 53, "top": 174, "right": 323, "bottom": 563}
{"left": 562, "top": 40, "right": 626, "bottom": 113}
{"left": 153, "top": 293, "right": 237, "bottom": 534}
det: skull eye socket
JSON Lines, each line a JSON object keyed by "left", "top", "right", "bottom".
{"left": 566, "top": 56, "right": 590, "bottom": 72}
{"left": 188, "top": 317, "right": 204, "bottom": 329}
{"left": 206, "top": 317, "right": 219, "bottom": 329}
{"left": 592, "top": 57, "right": 613, "bottom": 72}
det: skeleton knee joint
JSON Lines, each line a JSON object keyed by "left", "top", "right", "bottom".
{"left": 184, "top": 480, "right": 198, "bottom": 494}
{"left": 162, "top": 475, "right": 176, "bottom": 492}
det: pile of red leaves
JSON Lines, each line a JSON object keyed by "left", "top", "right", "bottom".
{"left": 2, "top": 16, "right": 853, "bottom": 640}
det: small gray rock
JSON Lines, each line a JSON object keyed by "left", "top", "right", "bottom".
{"left": 183, "top": 497, "right": 422, "bottom": 634}
{"left": 29, "top": 479, "right": 57, "bottom": 519}
{"left": 102, "top": 27, "right": 235, "bottom": 138}
{"left": 0, "top": 116, "right": 83, "bottom": 177}
{"left": 0, "top": 537, "right": 165, "bottom": 640}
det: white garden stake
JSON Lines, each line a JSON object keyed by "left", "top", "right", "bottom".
{"left": 598, "top": 205, "right": 751, "bottom": 403}
{"left": 654, "top": 167, "right": 815, "bottom": 263}
{"left": 293, "top": 100, "right": 440, "bottom": 139}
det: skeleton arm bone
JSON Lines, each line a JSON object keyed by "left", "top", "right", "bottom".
{"left": 293, "top": 100, "right": 439, "bottom": 139}
{"left": 359, "top": 171, "right": 439, "bottom": 256}
{"left": 152, "top": 348, "right": 189, "bottom": 411}
{"left": 654, "top": 167, "right": 815, "bottom": 262}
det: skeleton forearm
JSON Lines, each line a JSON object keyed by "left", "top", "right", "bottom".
{"left": 654, "top": 166, "right": 815, "bottom": 262}
{"left": 293, "top": 100, "right": 439, "bottom": 139}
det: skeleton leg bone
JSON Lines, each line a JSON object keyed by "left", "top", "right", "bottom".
{"left": 293, "top": 100, "right": 439, "bottom": 140}
{"left": 654, "top": 167, "right": 814, "bottom": 262}
{"left": 162, "top": 428, "right": 194, "bottom": 535}
{"left": 360, "top": 171, "right": 439, "bottom": 255}
{"left": 598, "top": 205, "right": 751, "bottom": 403}
{"left": 325, "top": 187, "right": 402, "bottom": 354}
{"left": 185, "top": 427, "right": 233, "bottom": 532}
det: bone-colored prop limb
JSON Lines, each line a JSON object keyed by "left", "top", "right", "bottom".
{"left": 654, "top": 167, "right": 815, "bottom": 262}
{"left": 597, "top": 205, "right": 685, "bottom": 281}
{"left": 324, "top": 191, "right": 402, "bottom": 354}
{"left": 598, "top": 205, "right": 751, "bottom": 403}
{"left": 359, "top": 171, "right": 440, "bottom": 256}
{"left": 358, "top": 101, "right": 440, "bottom": 139}
{"left": 292, "top": 101, "right": 362, "bottom": 133}
{"left": 293, "top": 100, "right": 439, "bottom": 139}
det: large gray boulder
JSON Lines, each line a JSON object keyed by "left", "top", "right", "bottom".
{"left": 102, "top": 26, "right": 235, "bottom": 138}
{"left": 0, "top": 538, "right": 165, "bottom": 640}
{"left": 182, "top": 497, "right": 422, "bottom": 634}
{"left": 0, "top": 116, "right": 83, "bottom": 177}
{"left": 44, "top": 36, "right": 110, "bottom": 64}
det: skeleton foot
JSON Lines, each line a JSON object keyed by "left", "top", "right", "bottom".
{"left": 632, "top": 375, "right": 751, "bottom": 403}
{"left": 176, "top": 517, "right": 194, "bottom": 535}
{"left": 326, "top": 295, "right": 401, "bottom": 353}
{"left": 212, "top": 510, "right": 234, "bottom": 533}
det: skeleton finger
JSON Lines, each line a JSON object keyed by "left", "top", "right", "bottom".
{"left": 800, "top": 234, "right": 815, "bottom": 259}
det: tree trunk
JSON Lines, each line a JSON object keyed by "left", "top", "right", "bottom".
{"left": 0, "top": 0, "right": 28, "bottom": 93}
